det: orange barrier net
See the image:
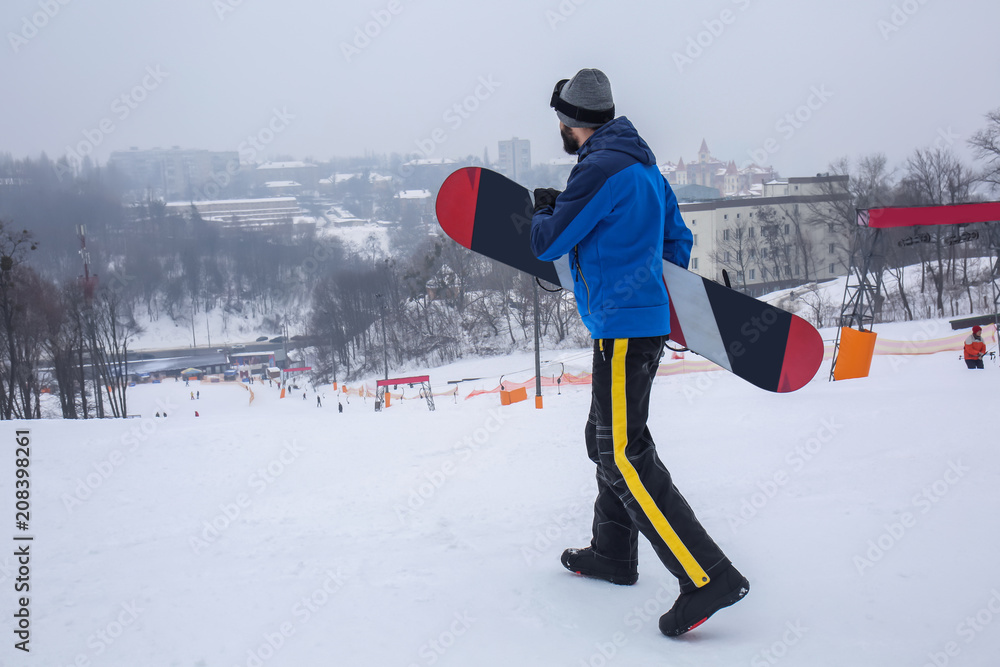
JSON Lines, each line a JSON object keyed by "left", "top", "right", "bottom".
{"left": 461, "top": 323, "right": 998, "bottom": 398}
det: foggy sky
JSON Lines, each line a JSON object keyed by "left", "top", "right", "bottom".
{"left": 3, "top": 0, "right": 999, "bottom": 178}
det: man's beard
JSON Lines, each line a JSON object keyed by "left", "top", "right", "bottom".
{"left": 560, "top": 125, "right": 579, "bottom": 154}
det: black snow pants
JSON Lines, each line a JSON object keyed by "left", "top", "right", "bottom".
{"left": 585, "top": 336, "right": 730, "bottom": 592}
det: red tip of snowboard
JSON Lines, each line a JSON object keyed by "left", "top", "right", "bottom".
{"left": 777, "top": 316, "right": 825, "bottom": 392}
{"left": 435, "top": 167, "right": 480, "bottom": 249}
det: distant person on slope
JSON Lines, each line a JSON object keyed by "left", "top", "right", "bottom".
{"left": 964, "top": 326, "right": 987, "bottom": 369}
{"left": 530, "top": 68, "right": 748, "bottom": 638}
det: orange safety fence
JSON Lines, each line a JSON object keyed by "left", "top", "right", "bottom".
{"left": 239, "top": 382, "right": 255, "bottom": 405}
{"left": 460, "top": 324, "right": 999, "bottom": 398}
{"left": 872, "top": 323, "right": 997, "bottom": 356}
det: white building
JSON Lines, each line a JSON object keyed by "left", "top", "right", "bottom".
{"left": 681, "top": 175, "right": 850, "bottom": 295}
{"left": 165, "top": 197, "right": 300, "bottom": 227}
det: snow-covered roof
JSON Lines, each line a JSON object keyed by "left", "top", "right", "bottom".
{"left": 264, "top": 181, "right": 301, "bottom": 188}
{"left": 397, "top": 189, "right": 431, "bottom": 199}
{"left": 165, "top": 197, "right": 297, "bottom": 206}
{"left": 403, "top": 158, "right": 457, "bottom": 166}
{"left": 257, "top": 161, "right": 316, "bottom": 170}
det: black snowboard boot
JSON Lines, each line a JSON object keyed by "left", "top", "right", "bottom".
{"left": 560, "top": 547, "right": 638, "bottom": 586}
{"left": 659, "top": 564, "right": 749, "bottom": 637}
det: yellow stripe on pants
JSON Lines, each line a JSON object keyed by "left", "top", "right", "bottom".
{"left": 610, "top": 338, "right": 710, "bottom": 588}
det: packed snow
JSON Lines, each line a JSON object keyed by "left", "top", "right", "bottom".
{"left": 6, "top": 318, "right": 1000, "bottom": 666}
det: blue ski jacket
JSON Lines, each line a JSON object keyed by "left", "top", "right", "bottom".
{"left": 530, "top": 117, "right": 693, "bottom": 339}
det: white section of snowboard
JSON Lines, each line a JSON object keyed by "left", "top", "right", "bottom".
{"left": 553, "top": 255, "right": 574, "bottom": 291}
{"left": 661, "top": 260, "right": 733, "bottom": 372}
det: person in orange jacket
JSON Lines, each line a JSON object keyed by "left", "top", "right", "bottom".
{"left": 964, "top": 325, "right": 987, "bottom": 369}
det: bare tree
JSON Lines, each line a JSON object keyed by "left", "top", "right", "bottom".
{"left": 709, "top": 216, "right": 758, "bottom": 291}
{"left": 0, "top": 223, "right": 39, "bottom": 419}
{"left": 969, "top": 107, "right": 1000, "bottom": 192}
{"left": 898, "top": 147, "right": 978, "bottom": 315}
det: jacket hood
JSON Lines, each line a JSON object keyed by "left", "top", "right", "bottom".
{"left": 577, "top": 116, "right": 656, "bottom": 166}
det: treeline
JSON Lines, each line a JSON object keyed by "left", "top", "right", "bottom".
{"left": 813, "top": 120, "right": 1000, "bottom": 322}
{"left": 306, "top": 234, "right": 586, "bottom": 384}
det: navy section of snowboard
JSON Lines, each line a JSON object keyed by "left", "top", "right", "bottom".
{"left": 436, "top": 167, "right": 823, "bottom": 393}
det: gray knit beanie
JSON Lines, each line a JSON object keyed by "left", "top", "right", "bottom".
{"left": 553, "top": 68, "right": 614, "bottom": 128}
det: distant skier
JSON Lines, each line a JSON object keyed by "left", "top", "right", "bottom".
{"left": 964, "top": 326, "right": 987, "bottom": 369}
{"left": 197, "top": 390, "right": 200, "bottom": 399}
{"left": 531, "top": 68, "right": 748, "bottom": 638}
{"left": 338, "top": 402, "right": 343, "bottom": 414}
{"left": 190, "top": 391, "right": 194, "bottom": 400}
{"left": 316, "top": 395, "right": 322, "bottom": 407}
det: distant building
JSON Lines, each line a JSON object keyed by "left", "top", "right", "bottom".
{"left": 661, "top": 140, "right": 776, "bottom": 197}
{"left": 397, "top": 189, "right": 433, "bottom": 221}
{"left": 164, "top": 197, "right": 301, "bottom": 227}
{"left": 497, "top": 137, "right": 531, "bottom": 181}
{"left": 682, "top": 175, "right": 851, "bottom": 295}
{"left": 109, "top": 147, "right": 241, "bottom": 200}
{"left": 255, "top": 161, "right": 319, "bottom": 188}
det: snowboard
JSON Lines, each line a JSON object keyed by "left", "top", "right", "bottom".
{"left": 435, "top": 167, "right": 824, "bottom": 393}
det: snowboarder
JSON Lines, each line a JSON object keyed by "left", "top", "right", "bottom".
{"left": 338, "top": 402, "right": 343, "bottom": 414}
{"left": 964, "top": 325, "right": 987, "bottom": 369}
{"left": 530, "top": 69, "right": 748, "bottom": 638}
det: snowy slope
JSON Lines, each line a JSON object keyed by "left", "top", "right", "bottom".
{"left": 5, "top": 320, "right": 999, "bottom": 666}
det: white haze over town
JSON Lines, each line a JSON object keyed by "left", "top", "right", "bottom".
{"left": 3, "top": 0, "right": 1000, "bottom": 176}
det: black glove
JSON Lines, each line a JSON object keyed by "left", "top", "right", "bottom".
{"left": 533, "top": 188, "right": 561, "bottom": 213}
